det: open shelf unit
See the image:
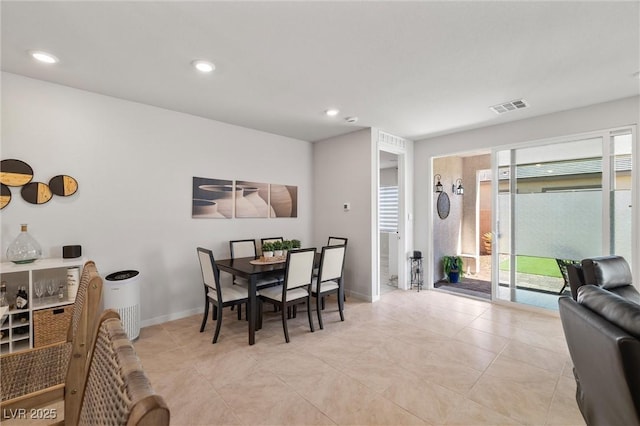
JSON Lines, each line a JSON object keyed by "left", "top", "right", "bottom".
{"left": 0, "top": 257, "right": 85, "bottom": 354}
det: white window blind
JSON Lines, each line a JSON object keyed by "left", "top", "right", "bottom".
{"left": 379, "top": 186, "right": 399, "bottom": 232}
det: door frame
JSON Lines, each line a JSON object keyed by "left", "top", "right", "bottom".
{"left": 374, "top": 131, "right": 414, "bottom": 301}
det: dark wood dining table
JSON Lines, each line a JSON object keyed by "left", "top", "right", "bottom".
{"left": 214, "top": 256, "right": 286, "bottom": 345}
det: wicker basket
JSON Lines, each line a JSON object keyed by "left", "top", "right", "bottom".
{"left": 33, "top": 304, "right": 73, "bottom": 347}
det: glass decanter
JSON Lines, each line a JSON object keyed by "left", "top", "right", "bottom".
{"left": 6, "top": 224, "right": 42, "bottom": 264}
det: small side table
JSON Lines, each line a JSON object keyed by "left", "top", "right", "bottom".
{"left": 410, "top": 254, "right": 424, "bottom": 292}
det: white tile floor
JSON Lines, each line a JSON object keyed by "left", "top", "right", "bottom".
{"left": 7, "top": 289, "right": 585, "bottom": 425}
{"left": 136, "top": 290, "right": 584, "bottom": 425}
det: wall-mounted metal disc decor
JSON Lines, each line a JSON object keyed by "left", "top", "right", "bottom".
{"left": 0, "top": 159, "right": 34, "bottom": 187}
{"left": 49, "top": 175, "right": 78, "bottom": 197}
{"left": 437, "top": 191, "right": 450, "bottom": 219}
{"left": 0, "top": 184, "right": 11, "bottom": 209}
{"left": 21, "top": 182, "right": 53, "bottom": 205}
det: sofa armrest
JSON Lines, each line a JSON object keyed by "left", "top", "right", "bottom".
{"left": 567, "top": 264, "right": 584, "bottom": 301}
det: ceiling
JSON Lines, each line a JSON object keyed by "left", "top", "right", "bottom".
{"left": 2, "top": 1, "right": 639, "bottom": 143}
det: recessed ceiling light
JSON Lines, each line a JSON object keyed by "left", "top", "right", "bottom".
{"left": 192, "top": 60, "right": 215, "bottom": 73}
{"left": 29, "top": 50, "right": 59, "bottom": 64}
{"left": 325, "top": 109, "right": 339, "bottom": 117}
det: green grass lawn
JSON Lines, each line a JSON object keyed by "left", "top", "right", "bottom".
{"left": 499, "top": 256, "right": 562, "bottom": 278}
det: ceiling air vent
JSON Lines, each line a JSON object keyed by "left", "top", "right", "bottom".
{"left": 489, "top": 99, "right": 528, "bottom": 115}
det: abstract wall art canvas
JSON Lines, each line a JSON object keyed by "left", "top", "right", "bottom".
{"left": 192, "top": 176, "right": 234, "bottom": 218}
{"left": 235, "top": 180, "right": 272, "bottom": 218}
{"left": 269, "top": 184, "right": 297, "bottom": 218}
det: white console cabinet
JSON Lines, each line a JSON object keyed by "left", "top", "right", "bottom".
{"left": 0, "top": 257, "right": 85, "bottom": 354}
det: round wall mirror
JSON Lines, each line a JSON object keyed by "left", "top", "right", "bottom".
{"left": 437, "top": 191, "right": 450, "bottom": 219}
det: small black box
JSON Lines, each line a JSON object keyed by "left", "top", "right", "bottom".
{"left": 412, "top": 250, "right": 422, "bottom": 259}
{"left": 63, "top": 245, "right": 82, "bottom": 259}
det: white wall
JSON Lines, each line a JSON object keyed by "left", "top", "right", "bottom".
{"left": 313, "top": 129, "right": 374, "bottom": 301}
{"left": 1, "top": 72, "right": 313, "bottom": 326}
{"left": 415, "top": 95, "right": 640, "bottom": 284}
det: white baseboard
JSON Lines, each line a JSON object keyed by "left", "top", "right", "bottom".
{"left": 140, "top": 306, "right": 202, "bottom": 328}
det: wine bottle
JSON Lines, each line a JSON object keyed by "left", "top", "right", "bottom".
{"left": 16, "top": 286, "right": 28, "bottom": 309}
{"left": 0, "top": 281, "right": 7, "bottom": 307}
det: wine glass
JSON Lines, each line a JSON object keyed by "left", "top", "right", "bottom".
{"left": 35, "top": 281, "right": 44, "bottom": 299}
{"left": 46, "top": 280, "right": 56, "bottom": 297}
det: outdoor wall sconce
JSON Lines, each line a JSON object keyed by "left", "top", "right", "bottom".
{"left": 434, "top": 174, "right": 443, "bottom": 193}
{"left": 453, "top": 178, "right": 464, "bottom": 195}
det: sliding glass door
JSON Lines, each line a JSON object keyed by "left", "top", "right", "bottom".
{"left": 493, "top": 128, "right": 634, "bottom": 308}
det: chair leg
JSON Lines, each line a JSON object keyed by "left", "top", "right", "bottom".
{"left": 307, "top": 296, "right": 315, "bottom": 332}
{"left": 321, "top": 296, "right": 325, "bottom": 310}
{"left": 237, "top": 303, "right": 242, "bottom": 320}
{"left": 200, "top": 300, "right": 209, "bottom": 332}
{"left": 212, "top": 304, "right": 223, "bottom": 344}
{"left": 281, "top": 304, "right": 290, "bottom": 343}
{"left": 338, "top": 289, "right": 345, "bottom": 322}
{"left": 316, "top": 293, "right": 324, "bottom": 330}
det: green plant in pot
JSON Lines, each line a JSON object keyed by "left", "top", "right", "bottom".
{"left": 291, "top": 239, "right": 301, "bottom": 249}
{"left": 272, "top": 240, "right": 284, "bottom": 256}
{"left": 443, "top": 255, "right": 464, "bottom": 283}
{"left": 261, "top": 242, "right": 275, "bottom": 258}
{"left": 282, "top": 240, "right": 292, "bottom": 254}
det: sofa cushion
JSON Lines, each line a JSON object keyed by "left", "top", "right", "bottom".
{"left": 610, "top": 285, "right": 640, "bottom": 305}
{"left": 578, "top": 285, "right": 640, "bottom": 339}
{"left": 582, "top": 256, "right": 633, "bottom": 290}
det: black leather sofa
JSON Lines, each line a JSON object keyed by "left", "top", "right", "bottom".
{"left": 559, "top": 255, "right": 640, "bottom": 425}
{"left": 566, "top": 255, "right": 639, "bottom": 303}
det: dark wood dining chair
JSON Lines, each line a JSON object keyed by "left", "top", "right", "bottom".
{"left": 258, "top": 248, "right": 316, "bottom": 343}
{"left": 260, "top": 237, "right": 283, "bottom": 253}
{"left": 230, "top": 239, "right": 282, "bottom": 289}
{"left": 312, "top": 245, "right": 347, "bottom": 329}
{"left": 327, "top": 236, "right": 348, "bottom": 246}
{"left": 197, "top": 247, "right": 250, "bottom": 343}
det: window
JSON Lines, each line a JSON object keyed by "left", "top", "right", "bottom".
{"left": 379, "top": 186, "right": 398, "bottom": 232}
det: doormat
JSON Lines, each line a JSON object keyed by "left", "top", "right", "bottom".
{"left": 434, "top": 278, "right": 491, "bottom": 298}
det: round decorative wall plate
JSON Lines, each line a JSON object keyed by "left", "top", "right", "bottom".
{"left": 49, "top": 175, "right": 78, "bottom": 196}
{"left": 437, "top": 191, "right": 450, "bottom": 219}
{"left": 21, "top": 182, "right": 53, "bottom": 205}
{"left": 0, "top": 159, "right": 34, "bottom": 187}
{"left": 0, "top": 184, "right": 11, "bottom": 209}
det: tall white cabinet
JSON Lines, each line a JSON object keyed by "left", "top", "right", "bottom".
{"left": 0, "top": 258, "right": 85, "bottom": 354}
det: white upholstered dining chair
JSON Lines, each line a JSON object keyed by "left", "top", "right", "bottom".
{"left": 258, "top": 248, "right": 316, "bottom": 343}
{"left": 311, "top": 245, "right": 346, "bottom": 329}
{"left": 197, "top": 247, "right": 251, "bottom": 343}
{"left": 229, "top": 239, "right": 282, "bottom": 289}
{"left": 327, "top": 236, "right": 348, "bottom": 247}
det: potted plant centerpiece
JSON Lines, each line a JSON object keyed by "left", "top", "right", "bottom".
{"left": 272, "top": 240, "right": 284, "bottom": 257}
{"left": 262, "top": 242, "right": 274, "bottom": 259}
{"left": 443, "top": 255, "right": 464, "bottom": 283}
{"left": 282, "top": 239, "right": 292, "bottom": 256}
{"left": 291, "top": 239, "right": 301, "bottom": 250}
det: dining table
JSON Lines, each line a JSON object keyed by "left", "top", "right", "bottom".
{"left": 215, "top": 253, "right": 320, "bottom": 345}
{"left": 215, "top": 256, "right": 287, "bottom": 345}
